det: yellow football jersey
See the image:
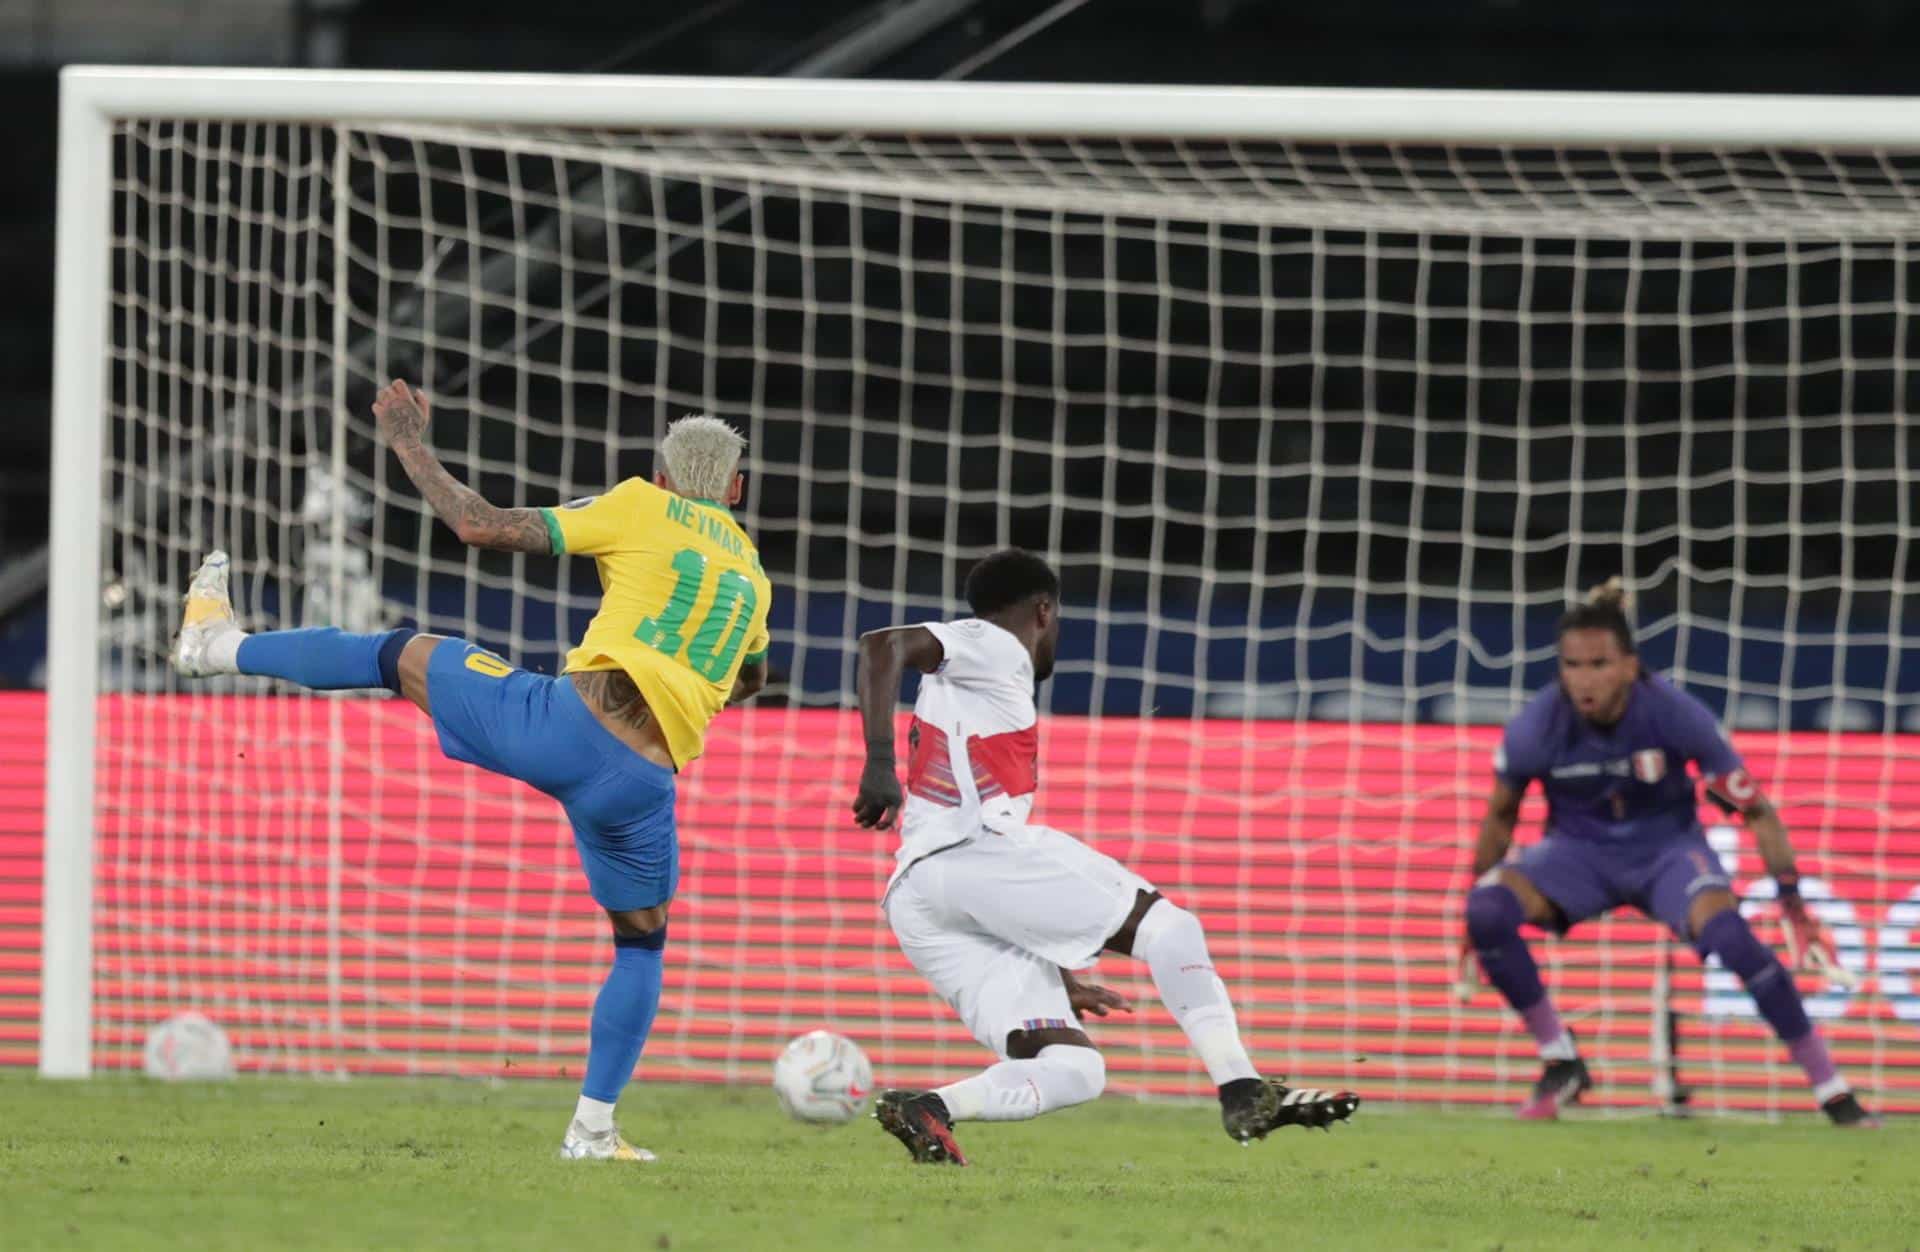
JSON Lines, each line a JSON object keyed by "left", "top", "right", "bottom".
{"left": 541, "top": 477, "right": 772, "bottom": 768}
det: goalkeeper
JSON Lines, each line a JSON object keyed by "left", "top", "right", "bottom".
{"left": 1463, "top": 578, "right": 1874, "bottom": 1126}
{"left": 172, "top": 380, "right": 772, "bottom": 1161}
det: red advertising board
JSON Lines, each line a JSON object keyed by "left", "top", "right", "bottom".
{"left": 3, "top": 693, "right": 1915, "bottom": 1113}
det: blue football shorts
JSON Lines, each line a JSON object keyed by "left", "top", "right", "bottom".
{"left": 426, "top": 639, "right": 678, "bottom": 912}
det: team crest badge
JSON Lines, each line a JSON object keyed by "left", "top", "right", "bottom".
{"left": 1632, "top": 749, "right": 1667, "bottom": 784}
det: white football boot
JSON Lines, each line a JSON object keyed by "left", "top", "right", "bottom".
{"left": 172, "top": 550, "right": 244, "bottom": 677}
{"left": 559, "top": 1120, "right": 657, "bottom": 1162}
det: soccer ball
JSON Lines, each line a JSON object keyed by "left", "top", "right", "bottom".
{"left": 143, "top": 1011, "right": 234, "bottom": 1081}
{"left": 772, "top": 1030, "right": 873, "bottom": 1124}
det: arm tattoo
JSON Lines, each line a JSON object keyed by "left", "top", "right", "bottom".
{"left": 575, "top": 670, "right": 656, "bottom": 732}
{"left": 389, "top": 435, "right": 551, "bottom": 553}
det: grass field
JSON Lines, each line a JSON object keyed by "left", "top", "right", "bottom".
{"left": 3, "top": 1075, "right": 1914, "bottom": 1251}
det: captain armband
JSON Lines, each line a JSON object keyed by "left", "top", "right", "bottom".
{"left": 1704, "top": 768, "right": 1761, "bottom": 816}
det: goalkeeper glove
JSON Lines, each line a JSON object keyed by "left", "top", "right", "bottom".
{"left": 1774, "top": 873, "right": 1859, "bottom": 991}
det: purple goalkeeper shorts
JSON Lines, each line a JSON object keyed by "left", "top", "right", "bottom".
{"left": 1510, "top": 831, "right": 1731, "bottom": 942}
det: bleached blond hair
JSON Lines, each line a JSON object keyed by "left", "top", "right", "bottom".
{"left": 658, "top": 415, "right": 747, "bottom": 501}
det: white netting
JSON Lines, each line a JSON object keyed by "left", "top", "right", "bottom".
{"left": 91, "top": 110, "right": 1920, "bottom": 1114}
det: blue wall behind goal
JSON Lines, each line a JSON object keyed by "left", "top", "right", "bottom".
{"left": 392, "top": 576, "right": 1916, "bottom": 732}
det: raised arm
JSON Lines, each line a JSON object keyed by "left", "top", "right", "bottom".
{"left": 850, "top": 626, "right": 945, "bottom": 830}
{"left": 1469, "top": 779, "right": 1526, "bottom": 877}
{"left": 372, "top": 379, "right": 551, "bottom": 553}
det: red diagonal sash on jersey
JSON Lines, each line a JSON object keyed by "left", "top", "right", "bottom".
{"left": 905, "top": 719, "right": 963, "bottom": 805}
{"left": 906, "top": 718, "right": 1037, "bottom": 806}
{"left": 966, "top": 724, "right": 1038, "bottom": 801}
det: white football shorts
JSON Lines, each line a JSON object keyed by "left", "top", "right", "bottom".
{"left": 884, "top": 824, "right": 1154, "bottom": 1057}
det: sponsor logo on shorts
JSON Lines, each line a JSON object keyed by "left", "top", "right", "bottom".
{"left": 1633, "top": 749, "right": 1667, "bottom": 784}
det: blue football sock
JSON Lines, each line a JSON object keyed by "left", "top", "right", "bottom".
{"left": 375, "top": 628, "right": 416, "bottom": 693}
{"left": 580, "top": 932, "right": 666, "bottom": 1106}
{"left": 236, "top": 627, "right": 408, "bottom": 691}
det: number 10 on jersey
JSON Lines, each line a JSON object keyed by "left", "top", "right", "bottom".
{"left": 633, "top": 547, "right": 758, "bottom": 680}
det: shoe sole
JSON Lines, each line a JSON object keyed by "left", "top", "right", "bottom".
{"left": 558, "top": 1146, "right": 657, "bottom": 1162}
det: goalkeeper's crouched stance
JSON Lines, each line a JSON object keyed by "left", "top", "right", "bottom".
{"left": 1462, "top": 579, "right": 1875, "bottom": 1127}
{"left": 173, "top": 380, "right": 774, "bottom": 1162}
{"left": 850, "top": 549, "right": 1359, "bottom": 1166}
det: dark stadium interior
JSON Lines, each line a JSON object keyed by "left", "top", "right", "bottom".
{"left": 8, "top": 0, "right": 1920, "bottom": 720}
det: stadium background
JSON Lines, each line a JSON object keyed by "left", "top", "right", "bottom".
{"left": 5, "top": 0, "right": 1920, "bottom": 1114}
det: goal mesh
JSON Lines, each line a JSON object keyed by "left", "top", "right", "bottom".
{"left": 78, "top": 111, "right": 1920, "bottom": 1114}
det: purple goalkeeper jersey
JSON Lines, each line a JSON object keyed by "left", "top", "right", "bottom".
{"left": 1494, "top": 673, "right": 1745, "bottom": 846}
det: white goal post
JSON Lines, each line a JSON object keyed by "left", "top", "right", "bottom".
{"left": 42, "top": 67, "right": 1920, "bottom": 1115}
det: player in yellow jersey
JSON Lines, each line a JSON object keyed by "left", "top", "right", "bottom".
{"left": 170, "top": 379, "right": 772, "bottom": 1162}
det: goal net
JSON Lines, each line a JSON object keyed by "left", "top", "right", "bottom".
{"left": 43, "top": 71, "right": 1920, "bottom": 1115}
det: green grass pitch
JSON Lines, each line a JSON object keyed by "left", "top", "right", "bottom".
{"left": 4, "top": 1075, "right": 1914, "bottom": 1251}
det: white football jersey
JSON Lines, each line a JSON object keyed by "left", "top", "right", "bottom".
{"left": 892, "top": 617, "right": 1040, "bottom": 872}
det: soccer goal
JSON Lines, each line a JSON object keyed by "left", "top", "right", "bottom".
{"left": 36, "top": 66, "right": 1920, "bottom": 1116}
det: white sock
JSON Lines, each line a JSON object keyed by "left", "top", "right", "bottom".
{"left": 573, "top": 1093, "right": 616, "bottom": 1134}
{"left": 206, "top": 627, "right": 247, "bottom": 673}
{"left": 1813, "top": 1075, "right": 1851, "bottom": 1105}
{"left": 1131, "top": 900, "right": 1260, "bottom": 1086}
{"left": 1539, "top": 1032, "right": 1577, "bottom": 1062}
{"left": 934, "top": 1045, "right": 1105, "bottom": 1122}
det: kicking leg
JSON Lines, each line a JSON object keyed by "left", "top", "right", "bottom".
{"left": 1112, "top": 890, "right": 1358, "bottom": 1141}
{"left": 563, "top": 904, "right": 670, "bottom": 1161}
{"left": 173, "top": 550, "right": 425, "bottom": 695}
